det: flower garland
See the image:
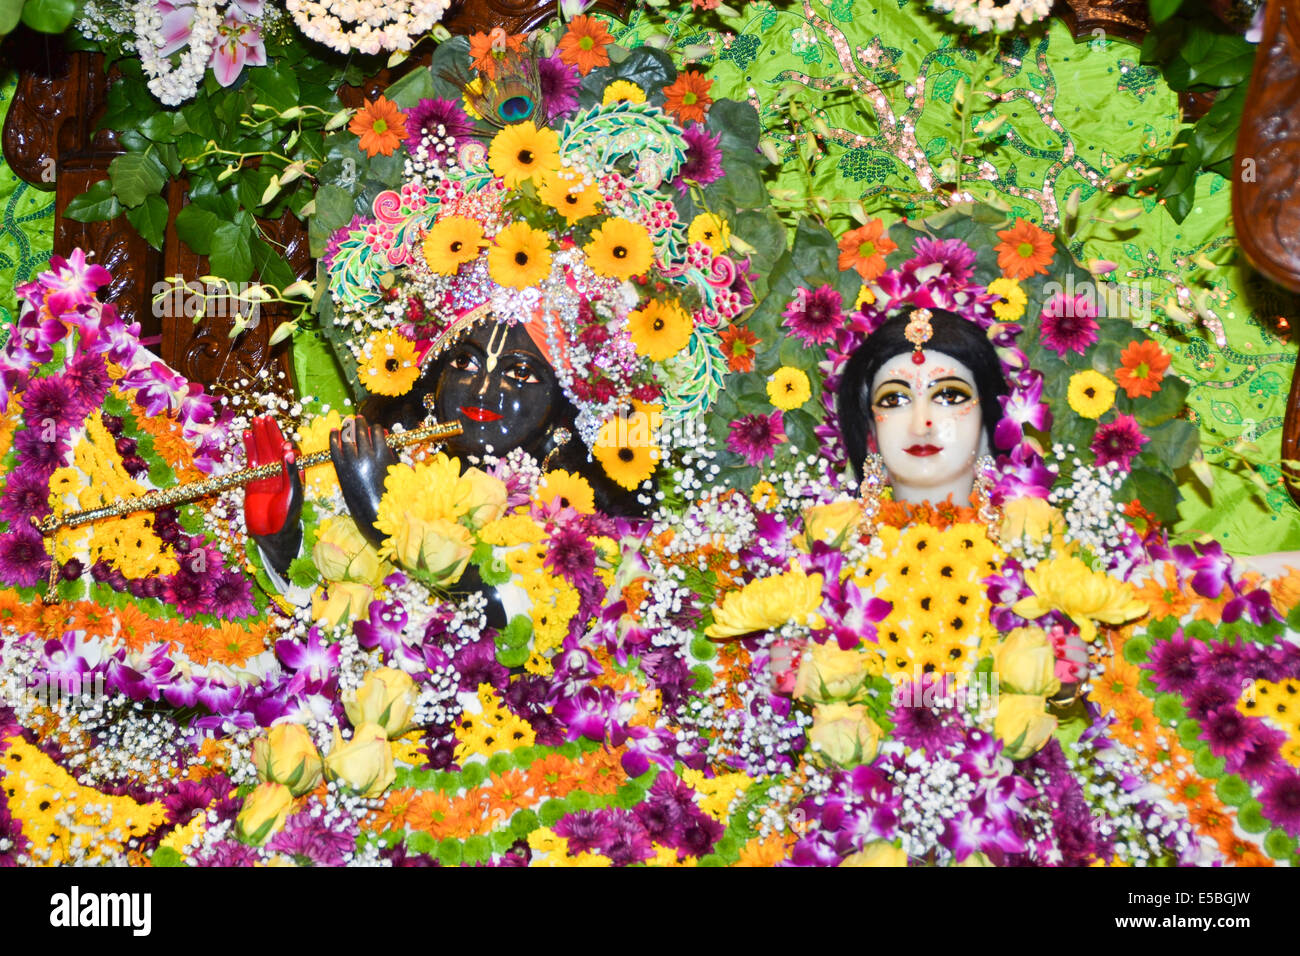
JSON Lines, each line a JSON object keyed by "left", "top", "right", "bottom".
{"left": 285, "top": 0, "right": 449, "bottom": 55}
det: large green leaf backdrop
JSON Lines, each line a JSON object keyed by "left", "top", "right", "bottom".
{"left": 2, "top": 4, "right": 1299, "bottom": 552}
{"left": 609, "top": 0, "right": 1300, "bottom": 554}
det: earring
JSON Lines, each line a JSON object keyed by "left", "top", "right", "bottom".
{"left": 973, "top": 454, "right": 1001, "bottom": 543}
{"left": 854, "top": 452, "right": 888, "bottom": 540}
{"left": 541, "top": 426, "right": 572, "bottom": 471}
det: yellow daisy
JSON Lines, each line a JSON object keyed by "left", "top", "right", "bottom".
{"left": 488, "top": 121, "right": 561, "bottom": 187}
{"left": 538, "top": 172, "right": 603, "bottom": 222}
{"left": 423, "top": 216, "right": 486, "bottom": 275}
{"left": 298, "top": 408, "right": 344, "bottom": 498}
{"left": 687, "top": 212, "right": 730, "bottom": 253}
{"left": 537, "top": 469, "right": 597, "bottom": 513}
{"left": 358, "top": 329, "right": 421, "bottom": 396}
{"left": 626, "top": 299, "right": 693, "bottom": 361}
{"left": 585, "top": 217, "right": 655, "bottom": 280}
{"left": 602, "top": 80, "right": 646, "bottom": 105}
{"left": 593, "top": 411, "right": 660, "bottom": 490}
{"left": 1067, "top": 369, "right": 1117, "bottom": 419}
{"left": 987, "top": 276, "right": 1027, "bottom": 322}
{"left": 767, "top": 366, "right": 811, "bottom": 410}
{"left": 488, "top": 221, "right": 553, "bottom": 289}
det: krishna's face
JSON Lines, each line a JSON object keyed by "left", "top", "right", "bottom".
{"left": 434, "top": 321, "right": 561, "bottom": 461}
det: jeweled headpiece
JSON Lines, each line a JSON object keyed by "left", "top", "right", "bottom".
{"left": 904, "top": 308, "right": 934, "bottom": 365}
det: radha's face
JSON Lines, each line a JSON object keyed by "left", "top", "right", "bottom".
{"left": 868, "top": 349, "right": 988, "bottom": 505}
{"left": 434, "top": 321, "right": 560, "bottom": 460}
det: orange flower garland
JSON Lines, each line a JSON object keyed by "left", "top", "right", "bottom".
{"left": 837, "top": 220, "right": 897, "bottom": 280}
{"left": 1115, "top": 340, "right": 1171, "bottom": 399}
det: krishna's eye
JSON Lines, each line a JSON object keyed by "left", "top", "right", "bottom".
{"left": 504, "top": 360, "right": 542, "bottom": 384}
{"left": 450, "top": 350, "right": 480, "bottom": 373}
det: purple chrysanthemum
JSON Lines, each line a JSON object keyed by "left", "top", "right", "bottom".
{"left": 678, "top": 812, "right": 724, "bottom": 858}
{"left": 267, "top": 809, "right": 358, "bottom": 866}
{"left": 890, "top": 697, "right": 964, "bottom": 753}
{"left": 191, "top": 840, "right": 261, "bottom": 867}
{"left": 62, "top": 352, "right": 111, "bottom": 417}
{"left": 726, "top": 410, "right": 786, "bottom": 466}
{"left": 453, "top": 637, "right": 508, "bottom": 694}
{"left": 208, "top": 566, "right": 256, "bottom": 619}
{"left": 20, "top": 374, "right": 81, "bottom": 432}
{"left": 905, "top": 237, "right": 977, "bottom": 283}
{"left": 1260, "top": 770, "right": 1300, "bottom": 836}
{"left": 0, "top": 528, "right": 50, "bottom": 588}
{"left": 544, "top": 521, "right": 597, "bottom": 587}
{"left": 404, "top": 97, "right": 476, "bottom": 161}
{"left": 13, "top": 425, "right": 70, "bottom": 474}
{"left": 1199, "top": 704, "right": 1259, "bottom": 762}
{"left": 1144, "top": 631, "right": 1199, "bottom": 695}
{"left": 675, "top": 123, "right": 723, "bottom": 195}
{"left": 1038, "top": 293, "right": 1099, "bottom": 358}
{"left": 782, "top": 285, "right": 844, "bottom": 346}
{"left": 1090, "top": 414, "right": 1148, "bottom": 470}
{"left": 538, "top": 56, "right": 581, "bottom": 124}
{"left": 1232, "top": 724, "right": 1286, "bottom": 782}
{"left": 0, "top": 465, "right": 53, "bottom": 527}
{"left": 601, "top": 811, "right": 654, "bottom": 866}
{"left": 554, "top": 809, "right": 610, "bottom": 855}
{"left": 164, "top": 565, "right": 214, "bottom": 618}
{"left": 1189, "top": 639, "right": 1247, "bottom": 688}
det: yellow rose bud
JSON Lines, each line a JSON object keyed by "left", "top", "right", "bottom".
{"left": 993, "top": 627, "right": 1061, "bottom": 698}
{"left": 793, "top": 639, "right": 870, "bottom": 702}
{"left": 461, "top": 467, "right": 508, "bottom": 529}
{"left": 343, "top": 668, "right": 416, "bottom": 738}
{"left": 808, "top": 702, "right": 880, "bottom": 766}
{"left": 994, "top": 693, "right": 1057, "bottom": 760}
{"left": 840, "top": 841, "right": 907, "bottom": 866}
{"left": 312, "top": 581, "right": 375, "bottom": 627}
{"left": 252, "top": 723, "right": 323, "bottom": 796}
{"left": 998, "top": 497, "right": 1064, "bottom": 547}
{"left": 954, "top": 851, "right": 995, "bottom": 867}
{"left": 387, "top": 515, "right": 475, "bottom": 582}
{"left": 799, "top": 500, "right": 863, "bottom": 551}
{"left": 323, "top": 722, "right": 396, "bottom": 797}
{"left": 313, "top": 516, "right": 389, "bottom": 585}
{"left": 236, "top": 781, "right": 295, "bottom": 845}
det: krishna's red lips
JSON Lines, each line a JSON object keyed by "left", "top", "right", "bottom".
{"left": 904, "top": 444, "right": 942, "bottom": 457}
{"left": 460, "top": 406, "right": 502, "bottom": 423}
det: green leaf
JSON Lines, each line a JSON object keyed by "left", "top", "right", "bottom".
{"left": 287, "top": 554, "right": 319, "bottom": 588}
{"left": 109, "top": 151, "right": 167, "bottom": 207}
{"left": 384, "top": 65, "right": 436, "bottom": 109}
{"left": 125, "top": 193, "right": 169, "bottom": 250}
{"left": 209, "top": 220, "right": 254, "bottom": 283}
{"left": 174, "top": 204, "right": 223, "bottom": 256}
{"left": 20, "top": 0, "right": 81, "bottom": 33}
{"left": 247, "top": 63, "right": 301, "bottom": 113}
{"left": 63, "top": 179, "right": 123, "bottom": 223}
{"left": 1148, "top": 0, "right": 1184, "bottom": 23}
{"left": 1132, "top": 375, "right": 1189, "bottom": 427}
{"left": 1119, "top": 468, "right": 1182, "bottom": 524}
{"left": 249, "top": 234, "right": 297, "bottom": 288}
{"left": 150, "top": 846, "right": 187, "bottom": 867}
{"left": 138, "top": 111, "right": 179, "bottom": 143}
{"left": 0, "top": 0, "right": 25, "bottom": 35}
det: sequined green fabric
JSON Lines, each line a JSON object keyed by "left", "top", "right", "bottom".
{"left": 0, "top": 71, "right": 55, "bottom": 348}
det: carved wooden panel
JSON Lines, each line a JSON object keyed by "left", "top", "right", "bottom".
{"left": 442, "top": 0, "right": 628, "bottom": 36}
{"left": 1052, "top": 0, "right": 1151, "bottom": 43}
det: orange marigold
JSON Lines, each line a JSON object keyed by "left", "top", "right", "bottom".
{"left": 837, "top": 219, "right": 897, "bottom": 280}
{"left": 994, "top": 218, "right": 1055, "bottom": 279}
{"left": 349, "top": 96, "right": 408, "bottom": 158}
{"left": 558, "top": 14, "right": 613, "bottom": 75}
{"left": 1115, "top": 339, "right": 1171, "bottom": 399}
{"left": 662, "top": 70, "right": 713, "bottom": 124}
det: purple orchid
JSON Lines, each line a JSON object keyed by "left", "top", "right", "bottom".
{"left": 276, "top": 627, "right": 341, "bottom": 682}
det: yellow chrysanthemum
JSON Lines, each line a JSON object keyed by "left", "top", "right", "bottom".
{"left": 602, "top": 80, "right": 646, "bottom": 105}
{"left": 987, "top": 276, "right": 1027, "bottom": 321}
{"left": 538, "top": 172, "right": 603, "bottom": 222}
{"left": 585, "top": 217, "right": 655, "bottom": 280}
{"left": 751, "top": 480, "right": 779, "bottom": 509}
{"left": 854, "top": 285, "right": 876, "bottom": 309}
{"left": 1067, "top": 369, "right": 1117, "bottom": 419}
{"left": 488, "top": 221, "right": 553, "bottom": 289}
{"left": 706, "top": 561, "right": 825, "bottom": 639}
{"left": 593, "top": 411, "right": 660, "bottom": 490}
{"left": 298, "top": 408, "right": 343, "bottom": 498}
{"left": 358, "top": 329, "right": 421, "bottom": 397}
{"left": 423, "top": 215, "right": 486, "bottom": 275}
{"left": 488, "top": 120, "right": 560, "bottom": 187}
{"left": 1013, "top": 554, "right": 1148, "bottom": 642}
{"left": 687, "top": 212, "right": 730, "bottom": 253}
{"left": 767, "top": 366, "right": 811, "bottom": 410}
{"left": 537, "top": 469, "right": 596, "bottom": 513}
{"left": 626, "top": 298, "right": 693, "bottom": 361}
{"left": 480, "top": 514, "right": 547, "bottom": 547}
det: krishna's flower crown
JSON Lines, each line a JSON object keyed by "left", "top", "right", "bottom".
{"left": 320, "top": 31, "right": 755, "bottom": 483}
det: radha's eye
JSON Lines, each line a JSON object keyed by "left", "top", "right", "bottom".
{"left": 931, "top": 385, "right": 974, "bottom": 406}
{"left": 872, "top": 388, "right": 910, "bottom": 410}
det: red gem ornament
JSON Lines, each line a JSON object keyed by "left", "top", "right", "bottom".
{"left": 911, "top": 350, "right": 925, "bottom": 365}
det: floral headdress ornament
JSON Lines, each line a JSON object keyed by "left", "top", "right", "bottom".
{"left": 320, "top": 27, "right": 752, "bottom": 488}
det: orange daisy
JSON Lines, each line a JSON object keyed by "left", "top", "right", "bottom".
{"left": 558, "top": 14, "right": 613, "bottom": 75}
{"left": 1134, "top": 563, "right": 1197, "bottom": 621}
{"left": 994, "top": 218, "right": 1055, "bottom": 280}
{"left": 206, "top": 620, "right": 270, "bottom": 668}
{"left": 526, "top": 752, "right": 580, "bottom": 798}
{"left": 735, "top": 834, "right": 793, "bottom": 867}
{"left": 837, "top": 219, "right": 897, "bottom": 280}
{"left": 467, "top": 28, "right": 528, "bottom": 80}
{"left": 366, "top": 787, "right": 416, "bottom": 833}
{"left": 486, "top": 769, "right": 533, "bottom": 817}
{"left": 1269, "top": 565, "right": 1300, "bottom": 617}
{"left": 349, "top": 96, "right": 408, "bottom": 159}
{"left": 662, "top": 70, "right": 713, "bottom": 124}
{"left": 719, "top": 324, "right": 760, "bottom": 373}
{"left": 1115, "top": 339, "right": 1171, "bottom": 399}
{"left": 405, "top": 789, "right": 455, "bottom": 837}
